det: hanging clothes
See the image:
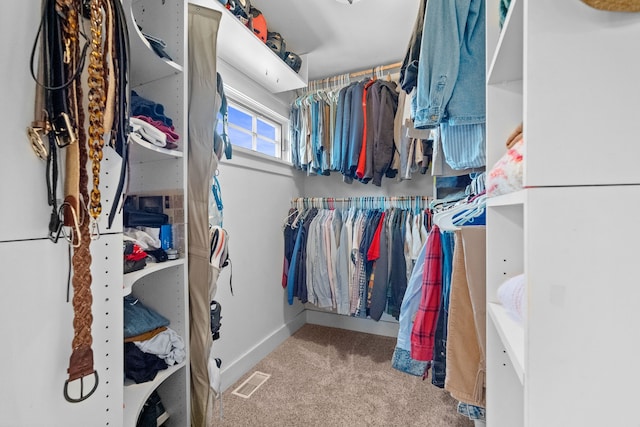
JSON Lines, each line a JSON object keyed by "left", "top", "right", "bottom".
{"left": 290, "top": 77, "right": 401, "bottom": 187}
{"left": 282, "top": 197, "right": 431, "bottom": 321}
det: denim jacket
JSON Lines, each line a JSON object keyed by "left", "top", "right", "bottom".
{"left": 413, "top": 0, "right": 486, "bottom": 128}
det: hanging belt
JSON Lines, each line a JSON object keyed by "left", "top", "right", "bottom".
{"left": 107, "top": 0, "right": 131, "bottom": 230}
{"left": 28, "top": 0, "right": 87, "bottom": 241}
{"left": 52, "top": 0, "right": 99, "bottom": 403}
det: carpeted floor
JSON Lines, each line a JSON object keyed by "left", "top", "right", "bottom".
{"left": 212, "top": 324, "right": 474, "bottom": 427}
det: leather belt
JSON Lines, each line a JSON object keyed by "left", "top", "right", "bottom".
{"left": 29, "top": 0, "right": 87, "bottom": 241}
{"left": 107, "top": 0, "right": 131, "bottom": 230}
{"left": 58, "top": 0, "right": 99, "bottom": 403}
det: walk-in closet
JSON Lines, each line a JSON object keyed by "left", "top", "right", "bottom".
{"left": 2, "top": 1, "right": 640, "bottom": 426}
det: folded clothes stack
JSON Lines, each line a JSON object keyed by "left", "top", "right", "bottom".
{"left": 124, "top": 295, "right": 187, "bottom": 384}
{"left": 130, "top": 91, "right": 181, "bottom": 150}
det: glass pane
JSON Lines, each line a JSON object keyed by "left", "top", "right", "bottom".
{"left": 257, "top": 118, "right": 276, "bottom": 140}
{"left": 257, "top": 138, "right": 278, "bottom": 157}
{"left": 228, "top": 106, "right": 252, "bottom": 131}
{"left": 229, "top": 128, "right": 252, "bottom": 150}
{"left": 215, "top": 112, "right": 223, "bottom": 135}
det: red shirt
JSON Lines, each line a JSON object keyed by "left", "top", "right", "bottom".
{"left": 410, "top": 226, "right": 442, "bottom": 361}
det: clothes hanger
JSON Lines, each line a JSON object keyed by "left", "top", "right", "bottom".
{"left": 432, "top": 200, "right": 473, "bottom": 231}
{"left": 434, "top": 194, "right": 487, "bottom": 230}
{"left": 452, "top": 195, "right": 487, "bottom": 226}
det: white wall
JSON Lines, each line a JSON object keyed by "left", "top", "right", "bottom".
{"left": 210, "top": 66, "right": 307, "bottom": 390}
{"left": 301, "top": 170, "right": 433, "bottom": 198}
{"left": 213, "top": 153, "right": 307, "bottom": 390}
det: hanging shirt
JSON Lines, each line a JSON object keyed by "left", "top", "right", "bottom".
{"left": 335, "top": 210, "right": 351, "bottom": 315}
{"left": 340, "top": 84, "right": 356, "bottom": 182}
{"left": 367, "top": 212, "right": 387, "bottom": 320}
{"left": 332, "top": 87, "right": 347, "bottom": 171}
{"left": 346, "top": 81, "right": 367, "bottom": 178}
{"left": 439, "top": 122, "right": 486, "bottom": 170}
{"left": 372, "top": 81, "right": 399, "bottom": 186}
{"left": 290, "top": 104, "right": 301, "bottom": 168}
{"left": 388, "top": 210, "right": 408, "bottom": 319}
{"left": 410, "top": 225, "right": 443, "bottom": 361}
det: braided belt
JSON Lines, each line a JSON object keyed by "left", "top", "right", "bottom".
{"left": 56, "top": 0, "right": 99, "bottom": 403}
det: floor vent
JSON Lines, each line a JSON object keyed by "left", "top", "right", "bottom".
{"left": 231, "top": 371, "right": 271, "bottom": 399}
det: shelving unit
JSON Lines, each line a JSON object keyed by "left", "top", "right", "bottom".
{"left": 486, "top": 1, "right": 640, "bottom": 426}
{"left": 190, "top": 0, "right": 308, "bottom": 93}
{"left": 122, "top": 0, "right": 190, "bottom": 425}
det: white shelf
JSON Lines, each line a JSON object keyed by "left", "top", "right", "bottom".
{"left": 189, "top": 0, "right": 308, "bottom": 93}
{"left": 129, "top": 134, "right": 184, "bottom": 163}
{"left": 124, "top": 0, "right": 184, "bottom": 88}
{"left": 123, "top": 361, "right": 187, "bottom": 426}
{"left": 488, "top": 302, "right": 525, "bottom": 384}
{"left": 123, "top": 258, "right": 186, "bottom": 296}
{"left": 487, "top": 0, "right": 522, "bottom": 86}
{"left": 487, "top": 189, "right": 526, "bottom": 207}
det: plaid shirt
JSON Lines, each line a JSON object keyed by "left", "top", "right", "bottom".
{"left": 410, "top": 226, "right": 443, "bottom": 361}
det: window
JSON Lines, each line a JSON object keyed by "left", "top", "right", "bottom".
{"left": 217, "top": 98, "right": 284, "bottom": 159}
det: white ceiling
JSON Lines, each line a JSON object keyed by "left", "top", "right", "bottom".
{"left": 250, "top": 0, "right": 420, "bottom": 81}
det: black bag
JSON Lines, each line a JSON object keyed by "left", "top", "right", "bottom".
{"left": 124, "top": 206, "right": 169, "bottom": 227}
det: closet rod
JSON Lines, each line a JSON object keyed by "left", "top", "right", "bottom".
{"left": 309, "top": 61, "right": 402, "bottom": 85}
{"left": 291, "top": 195, "right": 430, "bottom": 204}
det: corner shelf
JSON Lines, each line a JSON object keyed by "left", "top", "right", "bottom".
{"left": 488, "top": 302, "right": 525, "bottom": 384}
{"left": 123, "top": 258, "right": 186, "bottom": 296}
{"left": 124, "top": 0, "right": 184, "bottom": 88}
{"left": 123, "top": 361, "right": 187, "bottom": 426}
{"left": 189, "top": 0, "right": 308, "bottom": 93}
{"left": 129, "top": 134, "right": 184, "bottom": 163}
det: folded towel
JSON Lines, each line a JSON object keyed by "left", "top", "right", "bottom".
{"left": 497, "top": 273, "right": 526, "bottom": 324}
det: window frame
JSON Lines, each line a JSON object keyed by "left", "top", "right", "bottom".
{"left": 221, "top": 85, "right": 289, "bottom": 161}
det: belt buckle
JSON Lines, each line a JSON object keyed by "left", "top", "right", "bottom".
{"left": 51, "top": 112, "right": 77, "bottom": 148}
{"left": 26, "top": 126, "right": 49, "bottom": 160}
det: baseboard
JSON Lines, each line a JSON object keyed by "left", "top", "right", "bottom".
{"left": 305, "top": 308, "right": 399, "bottom": 337}
{"left": 219, "top": 310, "right": 306, "bottom": 391}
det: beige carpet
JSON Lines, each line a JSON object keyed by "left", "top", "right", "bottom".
{"left": 212, "top": 324, "right": 474, "bottom": 427}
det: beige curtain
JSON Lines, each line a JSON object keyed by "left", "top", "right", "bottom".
{"left": 187, "top": 6, "right": 222, "bottom": 427}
